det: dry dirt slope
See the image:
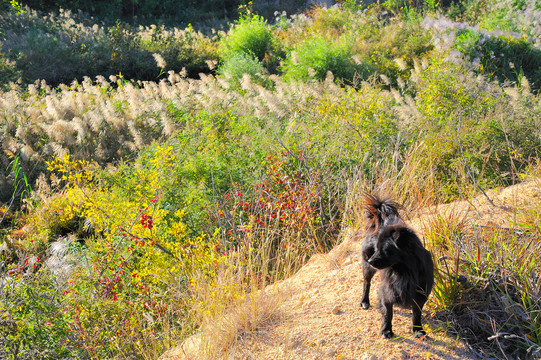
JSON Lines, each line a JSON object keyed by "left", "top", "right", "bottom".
{"left": 160, "top": 179, "right": 541, "bottom": 360}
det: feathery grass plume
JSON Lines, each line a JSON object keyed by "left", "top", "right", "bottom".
{"left": 46, "top": 236, "right": 75, "bottom": 287}
{"left": 153, "top": 53, "right": 167, "bottom": 69}
{"left": 394, "top": 58, "right": 408, "bottom": 71}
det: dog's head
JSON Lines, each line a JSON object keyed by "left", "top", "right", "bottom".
{"left": 367, "top": 225, "right": 409, "bottom": 269}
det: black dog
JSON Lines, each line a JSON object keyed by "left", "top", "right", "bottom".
{"left": 360, "top": 194, "right": 434, "bottom": 339}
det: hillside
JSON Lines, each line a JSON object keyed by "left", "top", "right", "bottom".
{"left": 2, "top": 1, "right": 541, "bottom": 358}
{"left": 160, "top": 179, "right": 541, "bottom": 359}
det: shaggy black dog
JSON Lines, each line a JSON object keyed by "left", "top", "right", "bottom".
{"left": 360, "top": 194, "right": 434, "bottom": 339}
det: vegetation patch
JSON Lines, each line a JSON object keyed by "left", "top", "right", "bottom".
{"left": 2, "top": 0, "right": 541, "bottom": 358}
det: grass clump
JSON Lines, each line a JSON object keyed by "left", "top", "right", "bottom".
{"left": 423, "top": 200, "right": 541, "bottom": 358}
{"left": 0, "top": 7, "right": 219, "bottom": 86}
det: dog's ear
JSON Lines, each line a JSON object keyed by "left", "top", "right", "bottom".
{"left": 391, "top": 228, "right": 400, "bottom": 242}
{"left": 392, "top": 226, "right": 411, "bottom": 248}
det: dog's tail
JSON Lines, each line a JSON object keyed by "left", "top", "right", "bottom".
{"left": 363, "top": 193, "right": 400, "bottom": 233}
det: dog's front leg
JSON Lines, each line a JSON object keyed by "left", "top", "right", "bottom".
{"left": 412, "top": 299, "right": 427, "bottom": 337}
{"left": 360, "top": 260, "right": 376, "bottom": 309}
{"left": 380, "top": 300, "right": 394, "bottom": 339}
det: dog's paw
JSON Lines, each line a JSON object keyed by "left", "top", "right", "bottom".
{"left": 360, "top": 301, "right": 370, "bottom": 310}
{"left": 414, "top": 330, "right": 427, "bottom": 338}
{"left": 381, "top": 330, "right": 395, "bottom": 339}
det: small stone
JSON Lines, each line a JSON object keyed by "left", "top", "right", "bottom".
{"left": 326, "top": 347, "right": 337, "bottom": 356}
{"left": 395, "top": 350, "right": 410, "bottom": 359}
{"left": 401, "top": 350, "right": 409, "bottom": 357}
{"left": 329, "top": 304, "right": 342, "bottom": 314}
{"left": 362, "top": 355, "right": 378, "bottom": 360}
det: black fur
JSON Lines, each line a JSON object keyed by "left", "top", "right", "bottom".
{"left": 360, "top": 194, "right": 434, "bottom": 339}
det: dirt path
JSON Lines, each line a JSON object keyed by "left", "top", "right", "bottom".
{"left": 160, "top": 179, "right": 541, "bottom": 360}
{"left": 223, "top": 238, "right": 475, "bottom": 360}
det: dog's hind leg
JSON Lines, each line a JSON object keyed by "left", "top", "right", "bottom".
{"left": 360, "top": 260, "right": 376, "bottom": 309}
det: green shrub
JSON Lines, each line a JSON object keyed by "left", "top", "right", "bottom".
{"left": 311, "top": 5, "right": 353, "bottom": 36}
{"left": 454, "top": 29, "right": 541, "bottom": 90}
{"left": 220, "top": 14, "right": 273, "bottom": 62}
{"left": 410, "top": 58, "right": 541, "bottom": 199}
{"left": 0, "top": 9, "right": 218, "bottom": 86}
{"left": 140, "top": 24, "right": 219, "bottom": 78}
{"left": 0, "top": 52, "right": 20, "bottom": 89}
{"left": 283, "top": 36, "right": 371, "bottom": 84}
{"left": 1, "top": 266, "right": 86, "bottom": 359}
{"left": 354, "top": 18, "right": 433, "bottom": 87}
{"left": 218, "top": 51, "right": 267, "bottom": 87}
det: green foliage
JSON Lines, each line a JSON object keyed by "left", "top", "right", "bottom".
{"left": 283, "top": 36, "right": 371, "bottom": 83}
{"left": 217, "top": 13, "right": 283, "bottom": 85}
{"left": 311, "top": 5, "right": 354, "bottom": 35}
{"left": 220, "top": 14, "right": 273, "bottom": 63}
{"left": 411, "top": 58, "right": 541, "bottom": 199}
{"left": 479, "top": 8, "right": 518, "bottom": 33}
{"left": 1, "top": 266, "right": 86, "bottom": 359}
{"left": 315, "top": 86, "right": 398, "bottom": 160}
{"left": 15, "top": 0, "right": 241, "bottom": 24}
{"left": 0, "top": 9, "right": 219, "bottom": 86}
{"left": 355, "top": 18, "right": 433, "bottom": 86}
{"left": 423, "top": 203, "right": 541, "bottom": 358}
{"left": 142, "top": 24, "right": 219, "bottom": 78}
{"left": 218, "top": 52, "right": 267, "bottom": 87}
{"left": 454, "top": 29, "right": 541, "bottom": 90}
{"left": 30, "top": 147, "right": 221, "bottom": 358}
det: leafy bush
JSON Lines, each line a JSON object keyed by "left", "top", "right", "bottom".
{"left": 1, "top": 265, "right": 86, "bottom": 359}
{"left": 218, "top": 13, "right": 283, "bottom": 85}
{"left": 409, "top": 57, "right": 541, "bottom": 199}
{"left": 283, "top": 36, "right": 371, "bottom": 84}
{"left": 139, "top": 24, "right": 219, "bottom": 78}
{"left": 218, "top": 52, "right": 267, "bottom": 87}
{"left": 0, "top": 8, "right": 219, "bottom": 86}
{"left": 453, "top": 28, "right": 541, "bottom": 90}
{"left": 16, "top": 0, "right": 241, "bottom": 24}
{"left": 22, "top": 148, "right": 223, "bottom": 358}
{"left": 0, "top": 52, "right": 20, "bottom": 89}
{"left": 220, "top": 14, "right": 273, "bottom": 62}
{"left": 354, "top": 18, "right": 433, "bottom": 86}
{"left": 310, "top": 5, "right": 354, "bottom": 36}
